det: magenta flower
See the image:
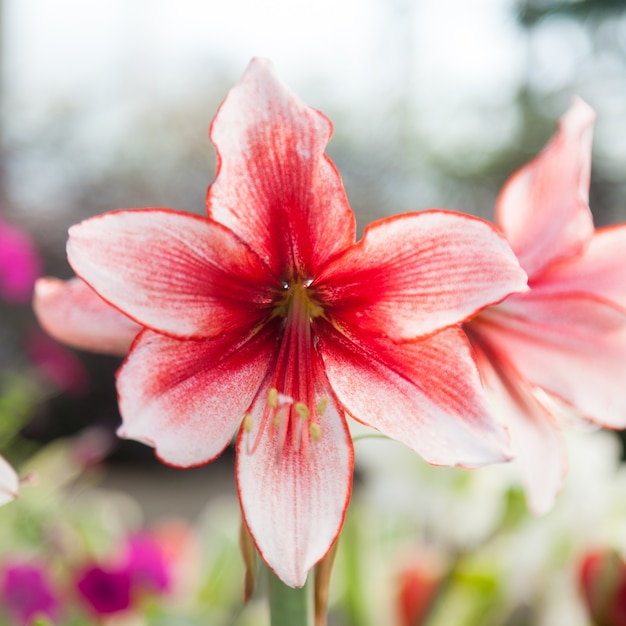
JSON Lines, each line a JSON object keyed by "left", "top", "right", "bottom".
{"left": 123, "top": 532, "right": 171, "bottom": 594}
{"left": 0, "top": 561, "right": 58, "bottom": 625}
{"left": 464, "top": 99, "right": 626, "bottom": 514}
{"left": 0, "top": 212, "right": 40, "bottom": 304}
{"left": 76, "top": 565, "right": 132, "bottom": 615}
{"left": 36, "top": 59, "right": 526, "bottom": 586}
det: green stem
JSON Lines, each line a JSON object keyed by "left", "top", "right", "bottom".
{"left": 267, "top": 564, "right": 313, "bottom": 626}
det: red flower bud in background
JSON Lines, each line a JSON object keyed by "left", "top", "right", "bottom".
{"left": 580, "top": 549, "right": 626, "bottom": 626}
{"left": 397, "top": 550, "right": 444, "bottom": 626}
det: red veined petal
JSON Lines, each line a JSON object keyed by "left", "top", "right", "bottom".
{"left": 316, "top": 322, "right": 511, "bottom": 468}
{"left": 236, "top": 361, "right": 353, "bottom": 588}
{"left": 33, "top": 277, "right": 139, "bottom": 356}
{"left": 207, "top": 58, "right": 356, "bottom": 279}
{"left": 531, "top": 224, "right": 626, "bottom": 313}
{"left": 496, "top": 98, "right": 595, "bottom": 278}
{"left": 117, "top": 325, "right": 277, "bottom": 467}
{"left": 67, "top": 209, "right": 275, "bottom": 340}
{"left": 474, "top": 295, "right": 626, "bottom": 429}
{"left": 472, "top": 343, "right": 567, "bottom": 515}
{"left": 0, "top": 456, "right": 18, "bottom": 506}
{"left": 314, "top": 211, "right": 527, "bottom": 341}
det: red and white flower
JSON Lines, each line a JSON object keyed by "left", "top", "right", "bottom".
{"left": 465, "top": 99, "right": 626, "bottom": 515}
{"left": 35, "top": 59, "right": 526, "bottom": 586}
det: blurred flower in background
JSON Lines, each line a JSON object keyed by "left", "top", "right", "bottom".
{"left": 0, "top": 560, "right": 59, "bottom": 625}
{"left": 0, "top": 210, "right": 40, "bottom": 305}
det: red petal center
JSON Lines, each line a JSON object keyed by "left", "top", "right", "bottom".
{"left": 244, "top": 282, "right": 328, "bottom": 459}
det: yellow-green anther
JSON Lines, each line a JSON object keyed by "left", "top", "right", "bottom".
{"left": 268, "top": 387, "right": 279, "bottom": 409}
{"left": 309, "top": 422, "right": 322, "bottom": 441}
{"left": 243, "top": 413, "right": 253, "bottom": 433}
{"left": 315, "top": 397, "right": 328, "bottom": 416}
{"left": 273, "top": 408, "right": 285, "bottom": 428}
{"left": 295, "top": 402, "right": 310, "bottom": 420}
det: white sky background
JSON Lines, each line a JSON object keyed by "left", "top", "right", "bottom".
{"left": 4, "top": 0, "right": 626, "bottom": 220}
{"left": 3, "top": 0, "right": 525, "bottom": 149}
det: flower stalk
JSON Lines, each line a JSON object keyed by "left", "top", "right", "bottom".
{"left": 267, "top": 563, "right": 313, "bottom": 626}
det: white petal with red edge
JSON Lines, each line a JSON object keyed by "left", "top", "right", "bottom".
{"left": 317, "top": 322, "right": 511, "bottom": 468}
{"left": 315, "top": 211, "right": 527, "bottom": 341}
{"left": 68, "top": 209, "right": 274, "bottom": 340}
{"left": 476, "top": 296, "right": 626, "bottom": 429}
{"left": 236, "top": 363, "right": 353, "bottom": 587}
{"left": 117, "top": 326, "right": 276, "bottom": 467}
{"left": 33, "top": 277, "right": 139, "bottom": 356}
{"left": 207, "top": 58, "right": 355, "bottom": 278}
{"left": 472, "top": 344, "right": 567, "bottom": 515}
{"left": 496, "top": 98, "right": 595, "bottom": 278}
{"left": 0, "top": 456, "right": 18, "bottom": 506}
{"left": 532, "top": 224, "right": 626, "bottom": 313}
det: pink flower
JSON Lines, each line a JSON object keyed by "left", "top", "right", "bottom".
{"left": 123, "top": 532, "right": 171, "bottom": 595}
{"left": 0, "top": 561, "right": 59, "bottom": 625}
{"left": 464, "top": 99, "right": 626, "bottom": 514}
{"left": 37, "top": 59, "right": 526, "bottom": 586}
{"left": 76, "top": 533, "right": 172, "bottom": 617}
{"left": 0, "top": 212, "right": 40, "bottom": 304}
{"left": 76, "top": 565, "right": 132, "bottom": 615}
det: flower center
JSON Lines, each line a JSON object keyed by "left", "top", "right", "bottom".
{"left": 243, "top": 281, "right": 328, "bottom": 458}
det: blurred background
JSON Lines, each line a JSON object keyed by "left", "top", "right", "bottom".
{"left": 0, "top": 1, "right": 625, "bottom": 624}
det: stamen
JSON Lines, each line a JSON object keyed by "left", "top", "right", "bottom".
{"left": 315, "top": 397, "right": 329, "bottom": 416}
{"left": 309, "top": 422, "right": 322, "bottom": 442}
{"left": 267, "top": 387, "right": 278, "bottom": 409}
{"left": 295, "top": 402, "right": 310, "bottom": 420}
{"left": 244, "top": 279, "right": 326, "bottom": 461}
{"left": 242, "top": 413, "right": 253, "bottom": 433}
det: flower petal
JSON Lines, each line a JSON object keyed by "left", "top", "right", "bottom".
{"left": 33, "top": 277, "right": 139, "bottom": 356}
{"left": 0, "top": 456, "right": 18, "bottom": 506}
{"left": 531, "top": 224, "right": 626, "bottom": 313}
{"left": 207, "top": 58, "right": 356, "bottom": 278}
{"left": 315, "top": 211, "right": 527, "bottom": 341}
{"left": 475, "top": 295, "right": 626, "bottom": 429}
{"left": 236, "top": 361, "right": 353, "bottom": 587}
{"left": 317, "top": 322, "right": 511, "bottom": 468}
{"left": 67, "top": 209, "right": 274, "bottom": 339}
{"left": 117, "top": 325, "right": 276, "bottom": 467}
{"left": 496, "top": 98, "right": 595, "bottom": 278}
{"left": 472, "top": 344, "right": 567, "bottom": 515}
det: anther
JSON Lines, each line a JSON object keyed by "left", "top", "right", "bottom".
{"left": 315, "top": 397, "right": 329, "bottom": 416}
{"left": 295, "top": 402, "right": 310, "bottom": 420}
{"left": 268, "top": 387, "right": 278, "bottom": 409}
{"left": 242, "top": 413, "right": 253, "bottom": 433}
{"left": 309, "top": 422, "right": 322, "bottom": 442}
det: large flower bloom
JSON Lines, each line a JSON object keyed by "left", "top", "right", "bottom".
{"left": 36, "top": 59, "right": 527, "bottom": 586}
{"left": 464, "top": 99, "right": 626, "bottom": 515}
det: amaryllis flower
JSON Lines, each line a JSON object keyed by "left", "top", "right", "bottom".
{"left": 464, "top": 99, "right": 626, "bottom": 515}
{"left": 38, "top": 59, "right": 526, "bottom": 586}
